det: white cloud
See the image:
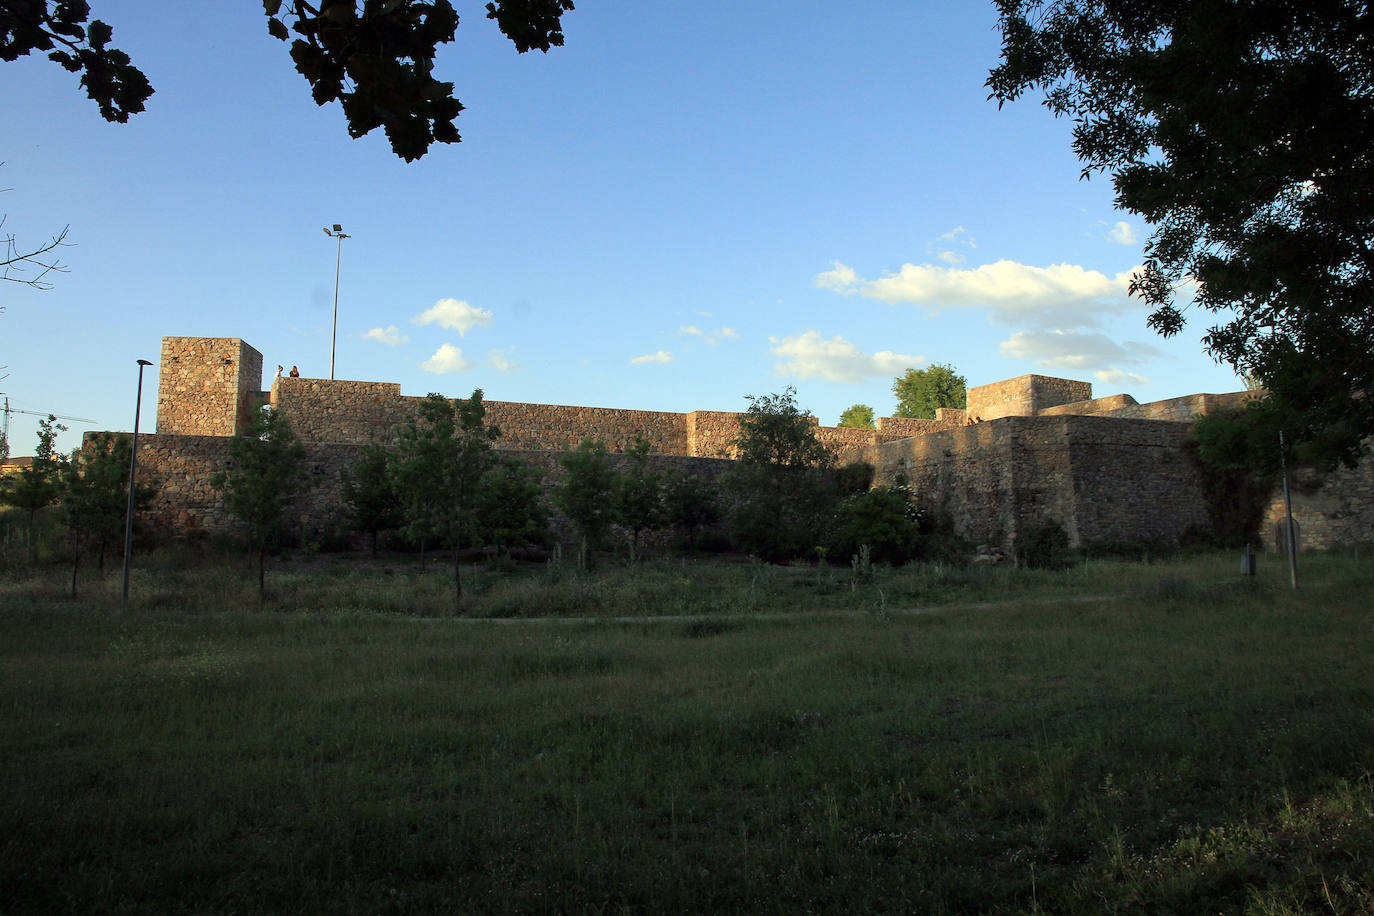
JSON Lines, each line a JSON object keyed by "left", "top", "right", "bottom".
{"left": 362, "top": 325, "right": 407, "bottom": 346}
{"left": 679, "top": 324, "right": 738, "bottom": 345}
{"left": 630, "top": 350, "right": 673, "bottom": 365}
{"left": 939, "top": 225, "right": 976, "bottom": 246}
{"left": 819, "top": 258, "right": 1142, "bottom": 328}
{"left": 1095, "top": 369, "right": 1150, "bottom": 387}
{"left": 937, "top": 250, "right": 965, "bottom": 265}
{"left": 770, "top": 330, "right": 924, "bottom": 382}
{"left": 814, "top": 261, "right": 859, "bottom": 293}
{"left": 488, "top": 349, "right": 521, "bottom": 372}
{"left": 998, "top": 330, "right": 1161, "bottom": 371}
{"left": 421, "top": 343, "right": 470, "bottom": 374}
{"left": 412, "top": 298, "right": 493, "bottom": 336}
{"left": 1107, "top": 221, "right": 1138, "bottom": 245}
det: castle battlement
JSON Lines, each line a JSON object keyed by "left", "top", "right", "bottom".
{"left": 153, "top": 336, "right": 1252, "bottom": 460}
{"left": 130, "top": 336, "right": 1368, "bottom": 553}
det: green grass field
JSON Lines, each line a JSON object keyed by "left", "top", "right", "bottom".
{"left": 2, "top": 549, "right": 1372, "bottom": 913}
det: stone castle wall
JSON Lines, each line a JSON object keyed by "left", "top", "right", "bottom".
{"left": 1259, "top": 445, "right": 1374, "bottom": 552}
{"left": 130, "top": 432, "right": 735, "bottom": 543}
{"left": 849, "top": 415, "right": 1209, "bottom": 549}
{"left": 1040, "top": 390, "right": 1260, "bottom": 422}
{"left": 125, "top": 336, "right": 1371, "bottom": 553}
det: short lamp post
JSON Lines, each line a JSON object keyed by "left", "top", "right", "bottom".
{"left": 121, "top": 358, "right": 153, "bottom": 610}
{"left": 323, "top": 223, "right": 350, "bottom": 380}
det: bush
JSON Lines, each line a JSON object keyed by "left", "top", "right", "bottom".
{"left": 827, "top": 486, "right": 919, "bottom": 565}
{"left": 1017, "top": 520, "right": 1075, "bottom": 569}
{"left": 835, "top": 461, "right": 875, "bottom": 495}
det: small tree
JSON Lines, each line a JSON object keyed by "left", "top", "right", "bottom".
{"left": 613, "top": 436, "right": 664, "bottom": 561}
{"left": 0, "top": 414, "right": 67, "bottom": 560}
{"left": 556, "top": 438, "right": 617, "bottom": 570}
{"left": 665, "top": 470, "right": 720, "bottom": 552}
{"left": 724, "top": 388, "right": 837, "bottom": 561}
{"left": 476, "top": 455, "right": 548, "bottom": 556}
{"left": 734, "top": 387, "right": 833, "bottom": 470}
{"left": 837, "top": 404, "right": 876, "bottom": 429}
{"left": 210, "top": 407, "right": 307, "bottom": 594}
{"left": 390, "top": 391, "right": 499, "bottom": 608}
{"left": 892, "top": 364, "right": 967, "bottom": 419}
{"left": 60, "top": 433, "right": 156, "bottom": 597}
{"left": 827, "top": 486, "right": 921, "bottom": 567}
{"left": 340, "top": 442, "right": 401, "bottom": 558}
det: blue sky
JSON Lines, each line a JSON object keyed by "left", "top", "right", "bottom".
{"left": 1, "top": 1, "right": 1243, "bottom": 456}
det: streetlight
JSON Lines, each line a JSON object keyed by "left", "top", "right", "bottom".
{"left": 323, "top": 223, "right": 350, "bottom": 380}
{"left": 121, "top": 358, "right": 153, "bottom": 610}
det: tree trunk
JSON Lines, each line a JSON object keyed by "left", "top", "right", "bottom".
{"left": 70, "top": 541, "right": 80, "bottom": 599}
{"left": 97, "top": 538, "right": 106, "bottom": 572}
{"left": 370, "top": 529, "right": 378, "bottom": 559}
{"left": 258, "top": 540, "right": 266, "bottom": 596}
{"left": 453, "top": 543, "right": 463, "bottom": 612}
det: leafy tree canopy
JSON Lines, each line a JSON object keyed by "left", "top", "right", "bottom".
{"left": 1, "top": 0, "right": 574, "bottom": 161}
{"left": 390, "top": 390, "right": 499, "bottom": 601}
{"left": 988, "top": 0, "right": 1374, "bottom": 467}
{"left": 892, "top": 364, "right": 966, "bottom": 420}
{"left": 735, "top": 387, "right": 832, "bottom": 469}
{"left": 340, "top": 442, "right": 400, "bottom": 557}
{"left": 836, "top": 404, "right": 875, "bottom": 430}
{"left": 0, "top": 413, "right": 66, "bottom": 520}
{"left": 210, "top": 406, "right": 308, "bottom": 591}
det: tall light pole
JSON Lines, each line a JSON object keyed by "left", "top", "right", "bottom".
{"left": 323, "top": 224, "right": 350, "bottom": 380}
{"left": 121, "top": 358, "right": 153, "bottom": 610}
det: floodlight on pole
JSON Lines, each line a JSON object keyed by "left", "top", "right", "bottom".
{"left": 323, "top": 224, "right": 350, "bottom": 380}
{"left": 121, "top": 358, "right": 153, "bottom": 610}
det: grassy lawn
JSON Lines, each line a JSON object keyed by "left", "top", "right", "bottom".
{"left": 2, "top": 550, "right": 1372, "bottom": 913}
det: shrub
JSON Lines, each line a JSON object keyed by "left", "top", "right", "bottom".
{"left": 827, "top": 486, "right": 919, "bottom": 565}
{"left": 1017, "top": 520, "right": 1075, "bottom": 569}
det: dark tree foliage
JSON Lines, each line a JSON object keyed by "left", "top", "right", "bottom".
{"left": 827, "top": 486, "right": 921, "bottom": 567}
{"left": 835, "top": 460, "right": 875, "bottom": 496}
{"left": 340, "top": 442, "right": 400, "bottom": 558}
{"left": 1, "top": 0, "right": 573, "bottom": 161}
{"left": 664, "top": 470, "right": 719, "bottom": 552}
{"left": 989, "top": 1, "right": 1374, "bottom": 467}
{"left": 892, "top": 364, "right": 967, "bottom": 420}
{"left": 390, "top": 390, "right": 499, "bottom": 606}
{"left": 476, "top": 454, "right": 548, "bottom": 555}
{"left": 724, "top": 389, "right": 837, "bottom": 562}
{"left": 210, "top": 407, "right": 308, "bottom": 594}
{"left": 60, "top": 432, "right": 156, "bottom": 596}
{"left": 612, "top": 436, "right": 664, "bottom": 561}
{"left": 0, "top": 414, "right": 66, "bottom": 557}
{"left": 0, "top": 0, "right": 151, "bottom": 121}
{"left": 556, "top": 437, "right": 616, "bottom": 569}
{"left": 734, "top": 387, "right": 833, "bottom": 470}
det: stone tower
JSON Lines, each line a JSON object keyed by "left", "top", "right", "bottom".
{"left": 155, "top": 337, "right": 264, "bottom": 436}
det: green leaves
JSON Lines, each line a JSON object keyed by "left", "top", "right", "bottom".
{"left": 990, "top": 0, "right": 1374, "bottom": 466}
{"left": 836, "top": 404, "right": 875, "bottom": 430}
{"left": 734, "top": 387, "right": 833, "bottom": 470}
{"left": 4, "top": 0, "right": 572, "bottom": 161}
{"left": 891, "top": 364, "right": 966, "bottom": 420}
{"left": 211, "top": 407, "right": 307, "bottom": 546}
